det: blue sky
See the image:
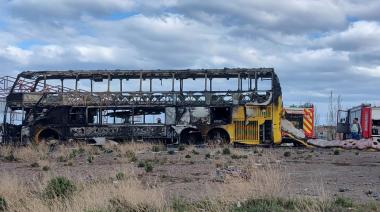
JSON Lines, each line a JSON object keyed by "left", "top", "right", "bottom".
{"left": 0, "top": 0, "right": 380, "bottom": 124}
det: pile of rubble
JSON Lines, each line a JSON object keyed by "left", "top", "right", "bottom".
{"left": 307, "top": 139, "right": 380, "bottom": 150}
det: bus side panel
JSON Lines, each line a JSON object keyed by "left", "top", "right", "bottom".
{"left": 272, "top": 96, "right": 282, "bottom": 144}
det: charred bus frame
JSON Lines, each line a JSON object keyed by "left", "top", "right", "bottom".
{"left": 3, "top": 68, "right": 283, "bottom": 145}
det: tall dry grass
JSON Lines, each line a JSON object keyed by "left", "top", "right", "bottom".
{"left": 0, "top": 170, "right": 166, "bottom": 212}
{"left": 0, "top": 144, "right": 360, "bottom": 212}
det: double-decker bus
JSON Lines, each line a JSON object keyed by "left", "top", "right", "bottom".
{"left": 3, "top": 68, "right": 283, "bottom": 145}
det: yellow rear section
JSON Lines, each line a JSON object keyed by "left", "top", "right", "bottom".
{"left": 222, "top": 96, "right": 283, "bottom": 145}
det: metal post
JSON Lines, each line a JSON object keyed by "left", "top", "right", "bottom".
{"left": 180, "top": 79, "right": 183, "bottom": 92}
{"left": 90, "top": 78, "right": 93, "bottom": 94}
{"left": 171, "top": 74, "right": 175, "bottom": 92}
{"left": 249, "top": 76, "right": 252, "bottom": 91}
{"left": 139, "top": 72, "right": 142, "bottom": 92}
{"left": 237, "top": 73, "right": 241, "bottom": 91}
{"left": 75, "top": 76, "right": 78, "bottom": 91}
{"left": 120, "top": 79, "right": 122, "bottom": 92}
{"left": 204, "top": 74, "right": 207, "bottom": 91}
{"left": 254, "top": 72, "right": 258, "bottom": 91}
{"left": 209, "top": 78, "right": 212, "bottom": 91}
{"left": 43, "top": 75, "right": 47, "bottom": 91}
{"left": 107, "top": 74, "right": 110, "bottom": 92}
{"left": 61, "top": 79, "right": 64, "bottom": 92}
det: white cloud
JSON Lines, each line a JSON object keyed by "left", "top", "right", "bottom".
{"left": 353, "top": 66, "right": 380, "bottom": 77}
{"left": 0, "top": 0, "right": 379, "bottom": 123}
{"left": 319, "top": 21, "right": 380, "bottom": 51}
{"left": 0, "top": 46, "right": 32, "bottom": 64}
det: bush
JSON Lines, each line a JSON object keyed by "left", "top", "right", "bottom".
{"left": 192, "top": 150, "right": 199, "bottom": 155}
{"left": 87, "top": 155, "right": 94, "bottom": 163}
{"left": 334, "top": 149, "right": 340, "bottom": 155}
{"left": 234, "top": 198, "right": 296, "bottom": 211}
{"left": 144, "top": 162, "right": 153, "bottom": 172}
{"left": 231, "top": 154, "right": 248, "bottom": 159}
{"left": 44, "top": 176, "right": 76, "bottom": 199}
{"left": 4, "top": 153, "right": 17, "bottom": 162}
{"left": 0, "top": 196, "right": 7, "bottom": 211}
{"left": 69, "top": 149, "right": 80, "bottom": 159}
{"left": 42, "top": 166, "right": 50, "bottom": 171}
{"left": 125, "top": 150, "right": 137, "bottom": 162}
{"left": 178, "top": 145, "right": 186, "bottom": 151}
{"left": 116, "top": 172, "right": 125, "bottom": 180}
{"left": 334, "top": 197, "right": 353, "bottom": 208}
{"left": 205, "top": 153, "right": 211, "bottom": 159}
{"left": 168, "top": 150, "right": 175, "bottom": 155}
{"left": 284, "top": 151, "right": 291, "bottom": 157}
{"left": 31, "top": 162, "right": 40, "bottom": 167}
{"left": 185, "top": 154, "right": 191, "bottom": 159}
{"left": 137, "top": 161, "right": 145, "bottom": 168}
{"left": 57, "top": 155, "right": 67, "bottom": 162}
{"left": 152, "top": 145, "right": 161, "bottom": 152}
{"left": 222, "top": 148, "right": 231, "bottom": 155}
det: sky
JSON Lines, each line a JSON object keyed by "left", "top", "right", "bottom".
{"left": 0, "top": 0, "right": 380, "bottom": 124}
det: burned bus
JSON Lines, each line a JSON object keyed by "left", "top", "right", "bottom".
{"left": 3, "top": 68, "right": 283, "bottom": 145}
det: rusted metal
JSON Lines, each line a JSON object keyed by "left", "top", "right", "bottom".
{"left": 2, "top": 68, "right": 282, "bottom": 144}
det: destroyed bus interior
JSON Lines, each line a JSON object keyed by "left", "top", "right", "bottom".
{"left": 3, "top": 68, "right": 282, "bottom": 145}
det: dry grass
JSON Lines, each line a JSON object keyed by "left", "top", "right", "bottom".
{"left": 0, "top": 144, "right": 378, "bottom": 212}
{"left": 0, "top": 170, "right": 166, "bottom": 212}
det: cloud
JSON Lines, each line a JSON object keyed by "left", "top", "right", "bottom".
{"left": 7, "top": 0, "right": 135, "bottom": 21}
{"left": 0, "top": 0, "right": 379, "bottom": 123}
{"left": 319, "top": 21, "right": 380, "bottom": 52}
{"left": 353, "top": 66, "right": 380, "bottom": 77}
{"left": 166, "top": 0, "right": 347, "bottom": 34}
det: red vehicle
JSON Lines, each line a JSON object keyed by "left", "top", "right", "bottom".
{"left": 283, "top": 103, "right": 315, "bottom": 139}
{"left": 337, "top": 104, "right": 380, "bottom": 140}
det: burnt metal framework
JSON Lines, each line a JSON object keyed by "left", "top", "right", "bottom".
{"left": 3, "top": 68, "right": 281, "bottom": 144}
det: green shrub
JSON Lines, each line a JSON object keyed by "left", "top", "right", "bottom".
{"left": 87, "top": 155, "right": 94, "bottom": 163}
{"left": 31, "top": 162, "right": 40, "bottom": 167}
{"left": 178, "top": 145, "right": 186, "bottom": 151}
{"left": 42, "top": 166, "right": 50, "bottom": 171}
{"left": 334, "top": 197, "right": 353, "bottom": 208}
{"left": 152, "top": 145, "right": 161, "bottom": 152}
{"left": 125, "top": 150, "right": 137, "bottom": 162}
{"left": 0, "top": 196, "right": 7, "bottom": 211}
{"left": 116, "top": 172, "right": 125, "bottom": 180}
{"left": 222, "top": 148, "right": 231, "bottom": 155}
{"left": 192, "top": 150, "right": 199, "bottom": 155}
{"left": 234, "top": 198, "right": 296, "bottom": 211}
{"left": 334, "top": 149, "right": 340, "bottom": 155}
{"left": 137, "top": 161, "right": 145, "bottom": 168}
{"left": 284, "top": 151, "right": 291, "bottom": 157}
{"left": 144, "top": 162, "right": 153, "bottom": 172}
{"left": 231, "top": 154, "right": 248, "bottom": 159}
{"left": 107, "top": 198, "right": 153, "bottom": 211}
{"left": 69, "top": 149, "right": 80, "bottom": 159}
{"left": 44, "top": 176, "right": 76, "bottom": 199}
{"left": 205, "top": 153, "right": 211, "bottom": 159}
{"left": 4, "top": 153, "right": 17, "bottom": 162}
{"left": 57, "top": 155, "right": 67, "bottom": 162}
{"left": 185, "top": 154, "right": 191, "bottom": 159}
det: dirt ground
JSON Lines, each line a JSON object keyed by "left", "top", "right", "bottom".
{"left": 1, "top": 144, "right": 379, "bottom": 203}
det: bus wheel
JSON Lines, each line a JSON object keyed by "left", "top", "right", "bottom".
{"left": 207, "top": 129, "right": 230, "bottom": 145}
{"left": 180, "top": 129, "right": 203, "bottom": 145}
{"left": 34, "top": 127, "right": 60, "bottom": 145}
